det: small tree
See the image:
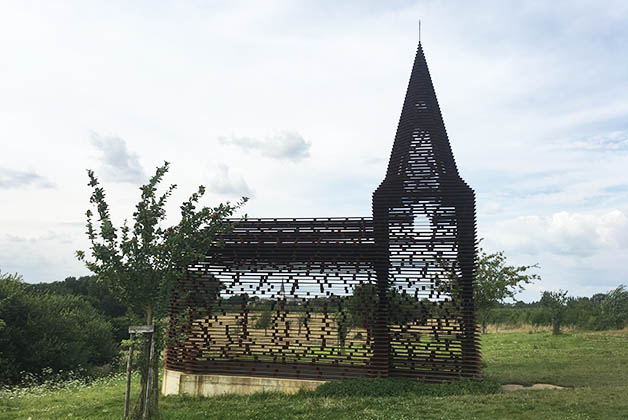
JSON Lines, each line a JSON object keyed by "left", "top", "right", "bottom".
{"left": 297, "top": 313, "right": 306, "bottom": 335}
{"left": 334, "top": 311, "right": 352, "bottom": 351}
{"left": 600, "top": 285, "right": 628, "bottom": 330}
{"left": 474, "top": 245, "right": 540, "bottom": 334}
{"left": 255, "top": 308, "right": 272, "bottom": 336}
{"left": 540, "top": 290, "right": 570, "bottom": 335}
{"left": 76, "top": 162, "right": 246, "bottom": 419}
{"left": 345, "top": 283, "right": 377, "bottom": 343}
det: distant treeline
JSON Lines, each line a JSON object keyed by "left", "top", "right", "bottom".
{"left": 486, "top": 286, "right": 628, "bottom": 331}
{"left": 2, "top": 270, "right": 626, "bottom": 385}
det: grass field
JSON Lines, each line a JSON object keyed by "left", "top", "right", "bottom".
{"left": 1, "top": 329, "right": 627, "bottom": 419}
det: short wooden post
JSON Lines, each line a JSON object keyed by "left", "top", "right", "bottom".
{"left": 142, "top": 331, "right": 156, "bottom": 420}
{"left": 125, "top": 325, "right": 154, "bottom": 419}
{"left": 124, "top": 334, "right": 134, "bottom": 419}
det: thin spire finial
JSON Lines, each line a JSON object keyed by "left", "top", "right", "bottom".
{"left": 419, "top": 20, "right": 421, "bottom": 43}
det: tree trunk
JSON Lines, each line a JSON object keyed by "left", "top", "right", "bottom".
{"left": 133, "top": 342, "right": 149, "bottom": 419}
{"left": 142, "top": 331, "right": 155, "bottom": 420}
{"left": 133, "top": 307, "right": 159, "bottom": 420}
{"left": 124, "top": 336, "right": 134, "bottom": 418}
{"left": 152, "top": 350, "right": 159, "bottom": 413}
{"left": 552, "top": 319, "right": 560, "bottom": 335}
{"left": 481, "top": 321, "right": 487, "bottom": 334}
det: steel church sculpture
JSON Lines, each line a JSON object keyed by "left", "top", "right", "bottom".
{"left": 165, "top": 39, "right": 481, "bottom": 388}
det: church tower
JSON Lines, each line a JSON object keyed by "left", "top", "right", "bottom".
{"left": 372, "top": 41, "right": 481, "bottom": 378}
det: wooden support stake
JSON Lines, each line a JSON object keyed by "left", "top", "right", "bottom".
{"left": 124, "top": 334, "right": 134, "bottom": 419}
{"left": 124, "top": 325, "right": 154, "bottom": 419}
{"left": 142, "top": 331, "right": 156, "bottom": 420}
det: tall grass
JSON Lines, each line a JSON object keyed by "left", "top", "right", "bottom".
{"left": 0, "top": 368, "right": 128, "bottom": 400}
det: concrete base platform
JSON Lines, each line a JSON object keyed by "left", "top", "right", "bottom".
{"left": 162, "top": 368, "right": 327, "bottom": 397}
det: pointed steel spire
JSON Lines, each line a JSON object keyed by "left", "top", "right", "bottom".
{"left": 383, "top": 39, "right": 460, "bottom": 186}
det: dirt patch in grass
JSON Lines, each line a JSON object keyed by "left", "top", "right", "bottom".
{"left": 501, "top": 383, "right": 567, "bottom": 392}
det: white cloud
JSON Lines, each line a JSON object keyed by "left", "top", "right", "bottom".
{"left": 90, "top": 133, "right": 145, "bottom": 184}
{"left": 208, "top": 164, "right": 254, "bottom": 198}
{"left": 480, "top": 201, "right": 504, "bottom": 216}
{"left": 484, "top": 209, "right": 628, "bottom": 257}
{"left": 480, "top": 209, "right": 628, "bottom": 299}
{"left": 219, "top": 131, "right": 311, "bottom": 161}
{"left": 550, "top": 130, "right": 628, "bottom": 153}
{"left": 0, "top": 168, "right": 54, "bottom": 189}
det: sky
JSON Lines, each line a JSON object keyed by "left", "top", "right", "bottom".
{"left": 1, "top": 1, "right": 627, "bottom": 301}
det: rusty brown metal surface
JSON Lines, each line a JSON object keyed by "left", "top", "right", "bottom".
{"left": 165, "top": 41, "right": 481, "bottom": 382}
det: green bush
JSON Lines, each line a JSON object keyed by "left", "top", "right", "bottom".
{"left": 0, "top": 272, "right": 116, "bottom": 384}
{"left": 27, "top": 275, "right": 130, "bottom": 342}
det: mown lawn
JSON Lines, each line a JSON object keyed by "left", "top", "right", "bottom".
{"left": 1, "top": 330, "right": 627, "bottom": 420}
